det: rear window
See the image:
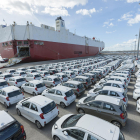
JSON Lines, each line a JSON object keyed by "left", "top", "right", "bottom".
{"left": 54, "top": 78, "right": 60, "bottom": 82}
{"left": 0, "top": 122, "right": 21, "bottom": 140}
{"left": 21, "top": 69, "right": 26, "bottom": 71}
{"left": 62, "top": 75, "right": 67, "bottom": 78}
{"left": 5, "top": 75, "right": 12, "bottom": 78}
{"left": 11, "top": 70, "right": 15, "bottom": 73}
{"left": 0, "top": 82, "right": 7, "bottom": 86}
{"left": 8, "top": 90, "right": 22, "bottom": 98}
{"left": 30, "top": 67, "right": 35, "bottom": 69}
{"left": 41, "top": 101, "right": 56, "bottom": 114}
{"left": 17, "top": 78, "right": 25, "bottom": 82}
{"left": 77, "top": 84, "right": 84, "bottom": 89}
{"left": 36, "top": 83, "right": 45, "bottom": 88}
{"left": 71, "top": 72, "right": 75, "bottom": 75}
{"left": 35, "top": 75, "right": 40, "bottom": 78}
{"left": 84, "top": 96, "right": 96, "bottom": 103}
{"left": 44, "top": 72, "right": 49, "bottom": 75}
{"left": 32, "top": 70, "right": 37, "bottom": 73}
{"left": 61, "top": 114, "right": 84, "bottom": 128}
{"left": 65, "top": 90, "right": 74, "bottom": 97}
{"left": 20, "top": 72, "right": 25, "bottom": 75}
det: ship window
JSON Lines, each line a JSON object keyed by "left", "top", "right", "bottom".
{"left": 34, "top": 41, "right": 38, "bottom": 45}
{"left": 17, "top": 41, "right": 22, "bottom": 45}
{"left": 2, "top": 43, "right": 5, "bottom": 46}
{"left": 5, "top": 42, "right": 8, "bottom": 46}
{"left": 39, "top": 42, "right": 44, "bottom": 45}
{"left": 24, "top": 41, "right": 28, "bottom": 45}
{"left": 10, "top": 42, "right": 12, "bottom": 45}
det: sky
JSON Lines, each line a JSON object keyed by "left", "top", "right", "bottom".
{"left": 0, "top": 0, "right": 140, "bottom": 51}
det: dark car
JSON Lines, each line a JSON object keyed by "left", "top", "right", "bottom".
{"left": 0, "top": 110, "right": 26, "bottom": 140}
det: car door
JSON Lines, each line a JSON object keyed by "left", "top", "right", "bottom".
{"left": 69, "top": 84, "right": 76, "bottom": 92}
{"left": 0, "top": 90, "right": 4, "bottom": 104}
{"left": 46, "top": 89, "right": 56, "bottom": 100}
{"left": 24, "top": 83, "right": 30, "bottom": 93}
{"left": 55, "top": 90, "right": 63, "bottom": 104}
{"left": 20, "top": 101, "right": 31, "bottom": 120}
{"left": 61, "top": 129, "right": 86, "bottom": 140}
{"left": 29, "top": 83, "right": 35, "bottom": 94}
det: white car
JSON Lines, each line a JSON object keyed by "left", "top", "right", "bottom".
{"left": 16, "top": 95, "right": 59, "bottom": 129}
{"left": 12, "top": 71, "right": 26, "bottom": 77}
{"left": 0, "top": 71, "right": 2, "bottom": 74}
{"left": 133, "top": 88, "right": 140, "bottom": 100}
{"left": 21, "top": 80, "right": 46, "bottom": 96}
{"left": 5, "top": 69, "right": 16, "bottom": 74}
{"left": 52, "top": 114, "right": 125, "bottom": 140}
{"left": 54, "top": 73, "right": 69, "bottom": 82}
{"left": 36, "top": 68, "right": 45, "bottom": 72}
{"left": 7, "top": 76, "right": 26, "bottom": 87}
{"left": 25, "top": 73, "right": 42, "bottom": 81}
{"left": 62, "top": 71, "right": 76, "bottom": 79}
{"left": 42, "top": 86, "right": 76, "bottom": 108}
{"left": 26, "top": 66, "right": 36, "bottom": 69}
{"left": 0, "top": 79, "right": 8, "bottom": 89}
{"left": 26, "top": 69, "right": 38, "bottom": 74}
{"left": 136, "top": 99, "right": 140, "bottom": 113}
{"left": 0, "top": 73, "right": 13, "bottom": 81}
{"left": 71, "top": 69, "right": 82, "bottom": 76}
{"left": 0, "top": 86, "right": 25, "bottom": 108}
{"left": 134, "top": 82, "right": 140, "bottom": 89}
{"left": 56, "top": 67, "right": 65, "bottom": 73}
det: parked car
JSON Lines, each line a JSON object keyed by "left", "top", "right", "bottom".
{"left": 60, "top": 81, "right": 85, "bottom": 97}
{"left": 40, "top": 76, "right": 61, "bottom": 87}
{"left": 48, "top": 69, "right": 58, "bottom": 75}
{"left": 26, "top": 66, "right": 36, "bottom": 69}
{"left": 62, "top": 71, "right": 76, "bottom": 79}
{"left": 72, "top": 76, "right": 92, "bottom": 89}
{"left": 42, "top": 86, "right": 76, "bottom": 108}
{"left": 5, "top": 69, "right": 16, "bottom": 74}
{"left": 38, "top": 71, "right": 50, "bottom": 78}
{"left": 54, "top": 73, "right": 69, "bottom": 82}
{"left": 136, "top": 99, "right": 140, "bottom": 113}
{"left": 71, "top": 69, "right": 82, "bottom": 76}
{"left": 25, "top": 69, "right": 38, "bottom": 74}
{"left": 13, "top": 71, "right": 26, "bottom": 77}
{"left": 0, "top": 79, "right": 8, "bottom": 89}
{"left": 16, "top": 95, "right": 59, "bottom": 129}
{"left": 25, "top": 73, "right": 42, "bottom": 81}
{"left": 52, "top": 113, "right": 125, "bottom": 140}
{"left": 76, "top": 95, "right": 127, "bottom": 128}
{"left": 0, "top": 110, "right": 26, "bottom": 140}
{"left": 16, "top": 67, "right": 26, "bottom": 71}
{"left": 0, "top": 73, "right": 13, "bottom": 81}
{"left": 21, "top": 80, "right": 46, "bottom": 96}
{"left": 0, "top": 71, "right": 2, "bottom": 74}
{"left": 82, "top": 73, "right": 96, "bottom": 84}
{"left": 0, "top": 86, "right": 25, "bottom": 108}
{"left": 133, "top": 88, "right": 140, "bottom": 100}
{"left": 7, "top": 76, "right": 26, "bottom": 87}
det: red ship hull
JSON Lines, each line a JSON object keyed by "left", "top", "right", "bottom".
{"left": 0, "top": 40, "right": 101, "bottom": 62}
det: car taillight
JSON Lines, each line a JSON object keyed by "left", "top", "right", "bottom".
{"left": 15, "top": 82, "right": 17, "bottom": 84}
{"left": 6, "top": 97, "right": 9, "bottom": 101}
{"left": 31, "top": 72, "right": 32, "bottom": 73}
{"left": 44, "top": 74, "right": 45, "bottom": 76}
{"left": 92, "top": 78, "right": 94, "bottom": 80}
{"left": 35, "top": 87, "right": 38, "bottom": 91}
{"left": 53, "top": 72, "right": 54, "bottom": 74}
{"left": 39, "top": 113, "right": 45, "bottom": 119}
{"left": 120, "top": 113, "right": 125, "bottom": 119}
{"left": 53, "top": 81, "right": 55, "bottom": 84}
{"left": 123, "top": 98, "right": 126, "bottom": 102}
{"left": 4, "top": 77, "right": 5, "bottom": 79}
{"left": 70, "top": 74, "right": 71, "bottom": 77}
{"left": 56, "top": 104, "right": 58, "bottom": 109}
{"left": 86, "top": 82, "right": 88, "bottom": 85}
{"left": 61, "top": 77, "right": 63, "bottom": 80}
{"left": 64, "top": 96, "right": 67, "bottom": 101}
{"left": 20, "top": 125, "right": 24, "bottom": 133}
{"left": 22, "top": 92, "right": 24, "bottom": 95}
{"left": 20, "top": 74, "right": 21, "bottom": 76}
{"left": 78, "top": 72, "right": 79, "bottom": 74}
{"left": 127, "top": 78, "right": 128, "bottom": 80}
{"left": 77, "top": 88, "right": 79, "bottom": 92}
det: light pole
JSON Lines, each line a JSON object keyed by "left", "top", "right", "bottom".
{"left": 135, "top": 34, "right": 138, "bottom": 56}
{"left": 137, "top": 30, "right": 140, "bottom": 59}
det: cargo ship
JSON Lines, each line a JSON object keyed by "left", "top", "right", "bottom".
{"left": 0, "top": 17, "right": 105, "bottom": 63}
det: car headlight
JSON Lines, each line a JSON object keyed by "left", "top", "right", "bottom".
{"left": 78, "top": 102, "right": 81, "bottom": 105}
{"left": 54, "top": 124, "right": 58, "bottom": 129}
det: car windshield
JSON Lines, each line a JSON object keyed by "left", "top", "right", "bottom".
{"left": 17, "top": 78, "right": 25, "bottom": 82}
{"left": 77, "top": 84, "right": 84, "bottom": 89}
{"left": 62, "top": 75, "right": 67, "bottom": 78}
{"left": 8, "top": 90, "right": 22, "bottom": 98}
{"left": 0, "top": 122, "right": 21, "bottom": 140}
{"left": 65, "top": 90, "right": 74, "bottom": 97}
{"left": 5, "top": 75, "right": 12, "bottom": 78}
{"left": 71, "top": 72, "right": 75, "bottom": 75}
{"left": 44, "top": 72, "right": 49, "bottom": 75}
{"left": 32, "top": 70, "right": 37, "bottom": 73}
{"left": 84, "top": 96, "right": 96, "bottom": 103}
{"left": 11, "top": 70, "right": 15, "bottom": 73}
{"left": 41, "top": 101, "right": 56, "bottom": 114}
{"left": 36, "top": 83, "right": 45, "bottom": 88}
{"left": 61, "top": 114, "right": 84, "bottom": 128}
{"left": 0, "top": 82, "right": 7, "bottom": 86}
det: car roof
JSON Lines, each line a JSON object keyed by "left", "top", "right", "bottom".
{"left": 67, "top": 80, "right": 81, "bottom": 84}
{"left": 53, "top": 86, "right": 71, "bottom": 92}
{"left": 2, "top": 73, "right": 12, "bottom": 76}
{"left": 64, "top": 70, "right": 73, "bottom": 72}
{"left": 56, "top": 73, "right": 65, "bottom": 75}
{"left": 12, "top": 76, "right": 23, "bottom": 79}
{"left": 29, "top": 80, "right": 42, "bottom": 84}
{"left": 0, "top": 110, "right": 15, "bottom": 130}
{"left": 95, "top": 95, "right": 121, "bottom": 106}
{"left": 47, "top": 75, "right": 58, "bottom": 78}
{"left": 2, "top": 86, "right": 19, "bottom": 93}
{"left": 76, "top": 114, "right": 119, "bottom": 140}
{"left": 28, "top": 95, "right": 52, "bottom": 107}
{"left": 76, "top": 76, "right": 88, "bottom": 79}
{"left": 0, "top": 79, "right": 6, "bottom": 82}
{"left": 107, "top": 80, "right": 123, "bottom": 85}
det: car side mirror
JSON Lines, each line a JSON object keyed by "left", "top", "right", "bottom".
{"left": 63, "top": 131, "right": 68, "bottom": 136}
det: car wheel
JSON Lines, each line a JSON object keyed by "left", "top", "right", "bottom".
{"left": 50, "top": 85, "right": 53, "bottom": 88}
{"left": 54, "top": 136, "right": 60, "bottom": 140}
{"left": 35, "top": 121, "right": 42, "bottom": 129}
{"left": 4, "top": 102, "right": 8, "bottom": 108}
{"left": 112, "top": 121, "right": 121, "bottom": 128}
{"left": 17, "top": 109, "right": 21, "bottom": 116}
{"left": 78, "top": 108, "right": 85, "bottom": 114}
{"left": 60, "top": 102, "right": 66, "bottom": 108}
{"left": 33, "top": 92, "right": 36, "bottom": 96}
{"left": 137, "top": 97, "right": 140, "bottom": 101}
